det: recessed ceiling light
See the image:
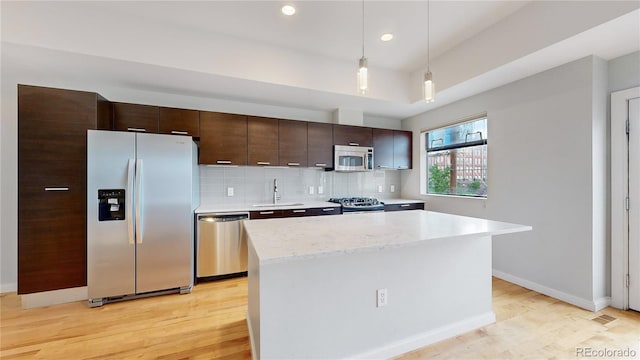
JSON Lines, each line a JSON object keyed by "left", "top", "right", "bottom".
{"left": 281, "top": 5, "right": 296, "bottom": 16}
{"left": 380, "top": 33, "right": 394, "bottom": 42}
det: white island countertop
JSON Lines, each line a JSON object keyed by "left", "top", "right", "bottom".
{"left": 246, "top": 210, "right": 531, "bottom": 359}
{"left": 243, "top": 210, "right": 531, "bottom": 265}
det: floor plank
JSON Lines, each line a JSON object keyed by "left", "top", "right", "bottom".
{"left": 1, "top": 277, "right": 639, "bottom": 359}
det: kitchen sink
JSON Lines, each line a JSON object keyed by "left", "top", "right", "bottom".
{"left": 252, "top": 203, "right": 304, "bottom": 207}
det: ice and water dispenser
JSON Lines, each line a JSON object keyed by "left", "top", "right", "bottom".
{"left": 98, "top": 189, "right": 125, "bottom": 221}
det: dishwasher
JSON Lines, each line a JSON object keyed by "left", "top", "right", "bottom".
{"left": 196, "top": 212, "right": 249, "bottom": 280}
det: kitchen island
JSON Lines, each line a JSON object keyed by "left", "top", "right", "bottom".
{"left": 244, "top": 211, "right": 531, "bottom": 359}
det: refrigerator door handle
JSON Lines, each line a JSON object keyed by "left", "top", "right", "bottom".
{"left": 135, "top": 159, "right": 144, "bottom": 244}
{"left": 127, "top": 159, "right": 135, "bottom": 245}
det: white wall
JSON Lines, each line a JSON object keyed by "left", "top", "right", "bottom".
{"left": 0, "top": 67, "right": 400, "bottom": 294}
{"left": 591, "top": 57, "right": 608, "bottom": 301}
{"left": 402, "top": 55, "right": 609, "bottom": 310}
{"left": 608, "top": 51, "right": 640, "bottom": 93}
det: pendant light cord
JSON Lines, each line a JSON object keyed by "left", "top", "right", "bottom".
{"left": 427, "top": 0, "right": 430, "bottom": 71}
{"left": 362, "top": 0, "right": 365, "bottom": 58}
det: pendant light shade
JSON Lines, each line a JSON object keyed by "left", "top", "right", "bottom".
{"left": 357, "top": 0, "right": 368, "bottom": 94}
{"left": 423, "top": 0, "right": 435, "bottom": 102}
{"left": 423, "top": 71, "right": 434, "bottom": 103}
{"left": 358, "top": 57, "right": 368, "bottom": 94}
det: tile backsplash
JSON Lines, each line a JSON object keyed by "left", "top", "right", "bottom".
{"left": 200, "top": 166, "right": 401, "bottom": 206}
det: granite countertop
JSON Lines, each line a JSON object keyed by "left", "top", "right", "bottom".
{"left": 195, "top": 201, "right": 340, "bottom": 214}
{"left": 195, "top": 198, "right": 424, "bottom": 214}
{"left": 244, "top": 211, "right": 531, "bottom": 265}
{"left": 380, "top": 198, "right": 424, "bottom": 205}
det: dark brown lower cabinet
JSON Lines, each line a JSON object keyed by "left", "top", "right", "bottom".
{"left": 383, "top": 202, "right": 424, "bottom": 212}
{"left": 18, "top": 84, "right": 110, "bottom": 294}
{"left": 249, "top": 206, "right": 341, "bottom": 220}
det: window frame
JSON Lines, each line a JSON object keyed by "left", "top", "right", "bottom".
{"left": 420, "top": 114, "right": 488, "bottom": 198}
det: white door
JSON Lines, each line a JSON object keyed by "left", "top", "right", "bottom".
{"left": 630, "top": 97, "right": 640, "bottom": 311}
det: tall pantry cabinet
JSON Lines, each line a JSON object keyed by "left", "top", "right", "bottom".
{"left": 17, "top": 85, "right": 111, "bottom": 294}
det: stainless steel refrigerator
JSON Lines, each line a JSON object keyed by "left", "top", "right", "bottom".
{"left": 87, "top": 130, "right": 198, "bottom": 307}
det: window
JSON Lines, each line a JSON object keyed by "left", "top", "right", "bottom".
{"left": 421, "top": 116, "right": 487, "bottom": 197}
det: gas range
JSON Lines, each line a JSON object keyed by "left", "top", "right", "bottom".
{"left": 328, "top": 197, "right": 385, "bottom": 213}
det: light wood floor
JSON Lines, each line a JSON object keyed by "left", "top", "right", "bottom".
{"left": 1, "top": 277, "right": 639, "bottom": 359}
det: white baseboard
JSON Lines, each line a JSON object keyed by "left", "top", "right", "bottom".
{"left": 352, "top": 312, "right": 496, "bottom": 359}
{"left": 21, "top": 286, "right": 88, "bottom": 309}
{"left": 492, "top": 269, "right": 609, "bottom": 312}
{"left": 593, "top": 296, "right": 612, "bottom": 312}
{"left": 0, "top": 282, "right": 17, "bottom": 294}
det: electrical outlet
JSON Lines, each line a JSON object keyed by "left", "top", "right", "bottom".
{"left": 377, "top": 185, "right": 383, "bottom": 193}
{"left": 318, "top": 186, "right": 324, "bottom": 194}
{"left": 390, "top": 185, "right": 395, "bottom": 193}
{"left": 377, "top": 288, "right": 388, "bottom": 307}
{"left": 309, "top": 186, "right": 315, "bottom": 195}
{"left": 227, "top": 187, "right": 234, "bottom": 197}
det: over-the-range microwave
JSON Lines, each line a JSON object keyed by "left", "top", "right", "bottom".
{"left": 334, "top": 145, "right": 374, "bottom": 172}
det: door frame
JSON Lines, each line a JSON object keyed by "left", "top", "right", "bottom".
{"left": 611, "top": 86, "right": 640, "bottom": 309}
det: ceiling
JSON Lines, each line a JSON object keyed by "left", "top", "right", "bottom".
{"left": 2, "top": 1, "right": 639, "bottom": 120}
{"left": 91, "top": 0, "right": 530, "bottom": 72}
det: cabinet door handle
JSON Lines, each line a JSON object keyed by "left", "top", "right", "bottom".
{"left": 259, "top": 211, "right": 274, "bottom": 215}
{"left": 44, "top": 187, "right": 69, "bottom": 191}
{"left": 400, "top": 204, "right": 411, "bottom": 207}
{"left": 396, "top": 166, "right": 409, "bottom": 169}
{"left": 287, "top": 162, "right": 300, "bottom": 166}
{"left": 216, "top": 160, "right": 232, "bottom": 164}
{"left": 348, "top": 142, "right": 359, "bottom": 146}
{"left": 171, "top": 130, "right": 188, "bottom": 135}
{"left": 292, "top": 209, "right": 306, "bottom": 213}
{"left": 257, "top": 162, "right": 271, "bottom": 165}
{"left": 322, "top": 208, "right": 335, "bottom": 212}
{"left": 377, "top": 165, "right": 392, "bottom": 169}
{"left": 315, "top": 163, "right": 327, "bottom": 167}
{"left": 127, "top": 128, "right": 146, "bottom": 132}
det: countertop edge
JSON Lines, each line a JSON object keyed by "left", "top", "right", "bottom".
{"left": 195, "top": 198, "right": 424, "bottom": 213}
{"left": 253, "top": 223, "right": 532, "bottom": 266}
{"left": 251, "top": 214, "right": 533, "bottom": 265}
{"left": 195, "top": 201, "right": 341, "bottom": 214}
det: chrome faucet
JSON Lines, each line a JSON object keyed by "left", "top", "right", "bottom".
{"left": 273, "top": 178, "right": 279, "bottom": 204}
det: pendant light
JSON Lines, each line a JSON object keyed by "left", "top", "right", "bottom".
{"left": 423, "top": 0, "right": 435, "bottom": 103}
{"left": 357, "top": 0, "right": 368, "bottom": 94}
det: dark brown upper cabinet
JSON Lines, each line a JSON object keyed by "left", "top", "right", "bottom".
{"left": 97, "top": 96, "right": 113, "bottom": 130}
{"left": 307, "top": 122, "right": 333, "bottom": 168}
{"left": 393, "top": 130, "right": 413, "bottom": 169}
{"left": 17, "top": 84, "right": 110, "bottom": 294}
{"left": 113, "top": 102, "right": 159, "bottom": 133}
{"left": 248, "top": 116, "right": 279, "bottom": 166}
{"left": 372, "top": 129, "right": 413, "bottom": 170}
{"left": 159, "top": 107, "right": 199, "bottom": 137}
{"left": 373, "top": 129, "right": 413, "bottom": 170}
{"left": 333, "top": 124, "right": 372, "bottom": 147}
{"left": 373, "top": 128, "right": 394, "bottom": 169}
{"left": 279, "top": 120, "right": 308, "bottom": 167}
{"left": 199, "top": 111, "right": 247, "bottom": 165}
